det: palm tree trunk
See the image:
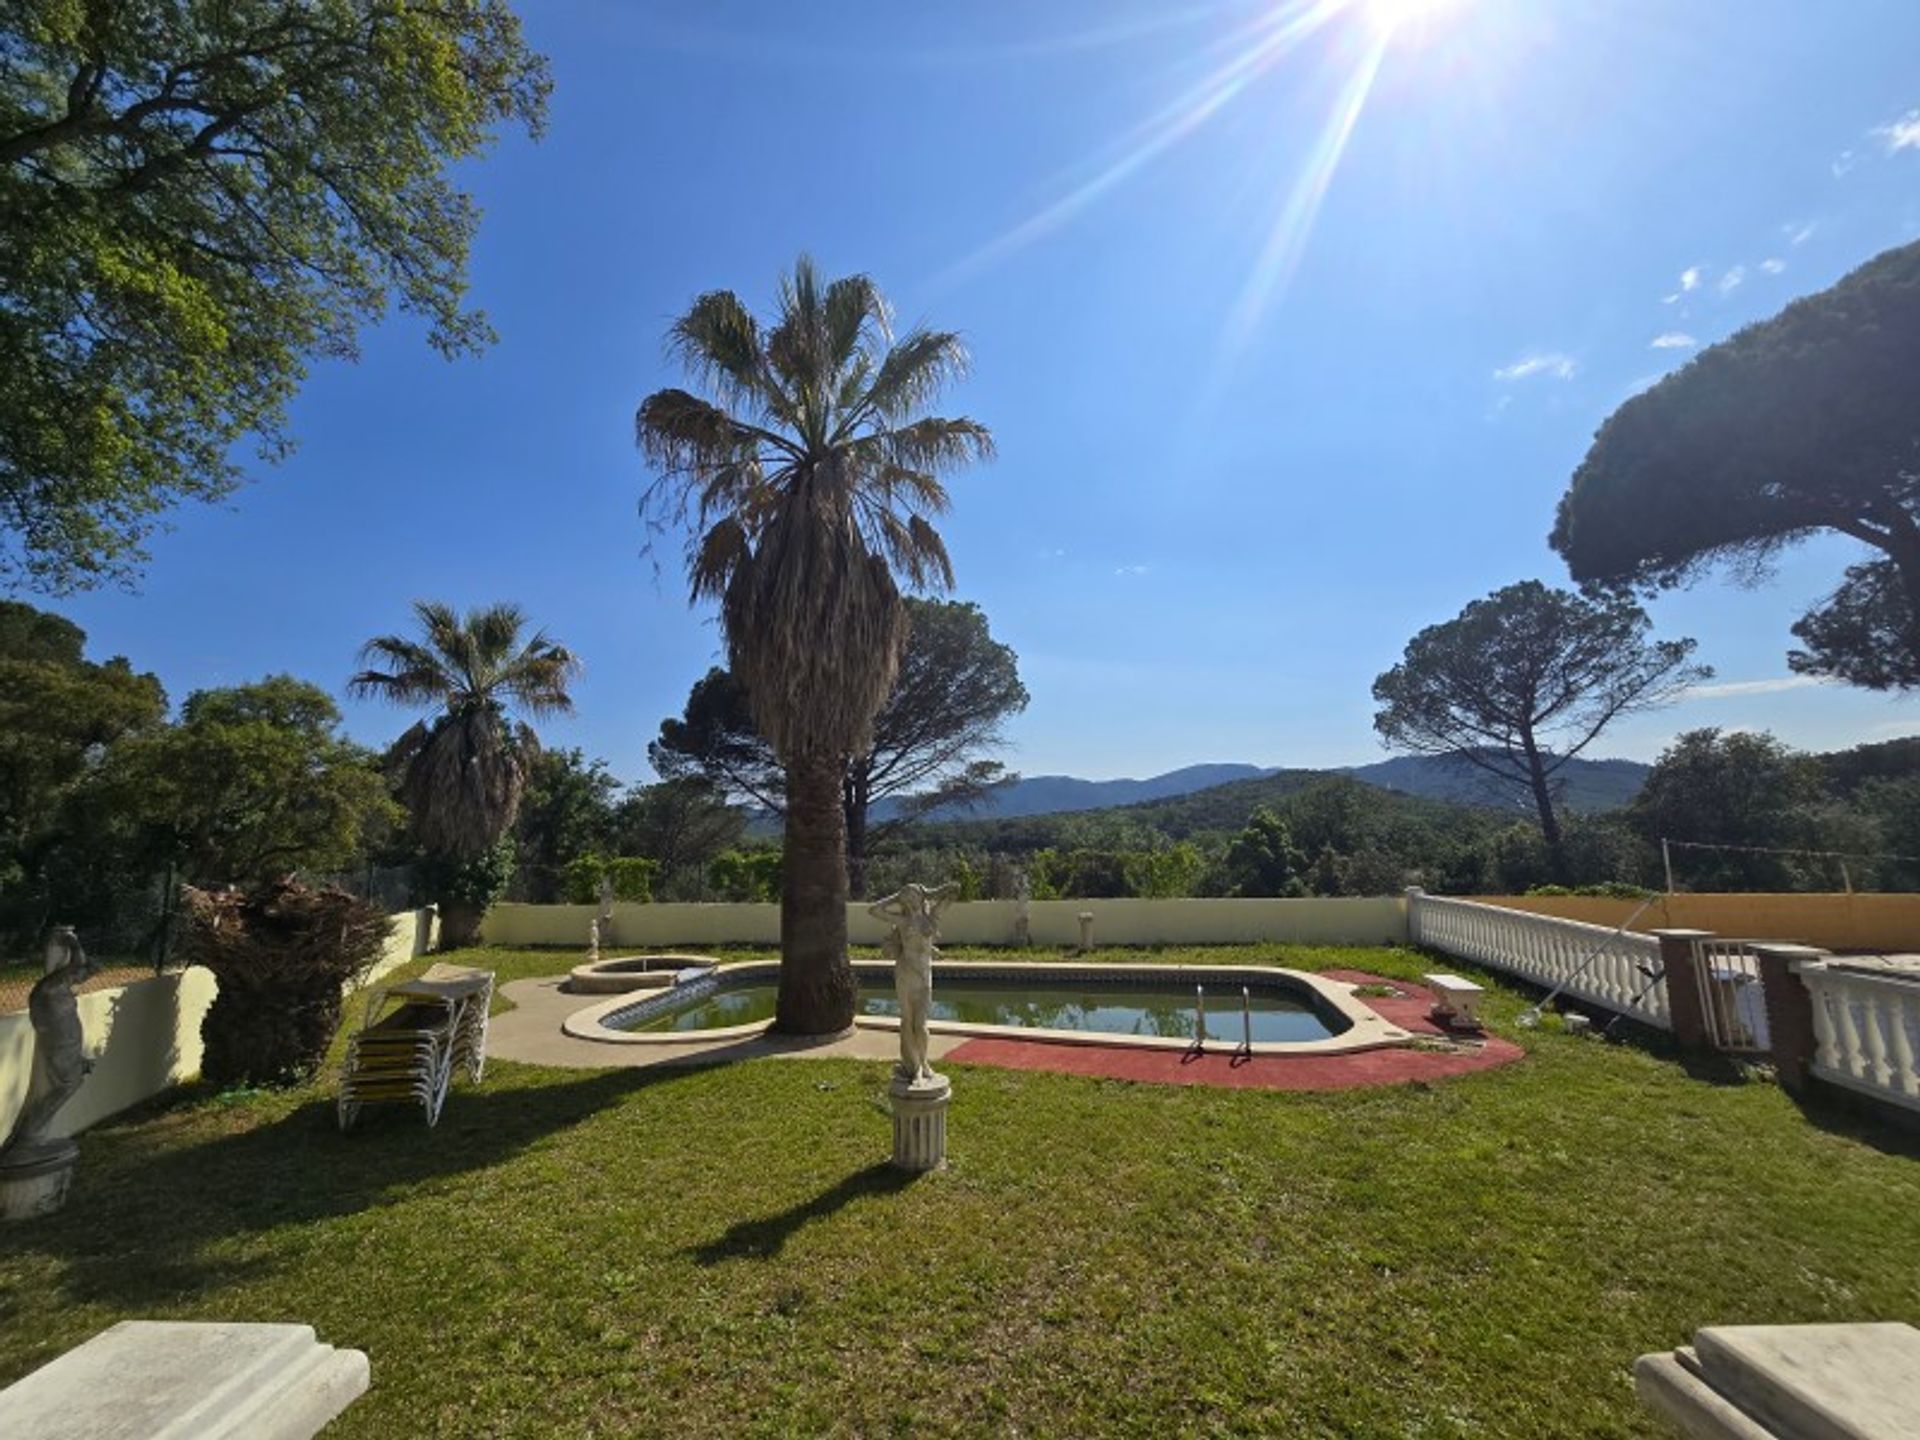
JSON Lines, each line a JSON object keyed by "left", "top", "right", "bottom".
{"left": 775, "top": 750, "right": 857, "bottom": 1035}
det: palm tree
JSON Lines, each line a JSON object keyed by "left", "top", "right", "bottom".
{"left": 636, "top": 258, "right": 992, "bottom": 1034}
{"left": 349, "top": 601, "right": 580, "bottom": 946}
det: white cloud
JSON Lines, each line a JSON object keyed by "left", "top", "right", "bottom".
{"left": 1679, "top": 265, "right": 1703, "bottom": 292}
{"left": 1650, "top": 332, "right": 1696, "bottom": 350}
{"left": 1035, "top": 548, "right": 1067, "bottom": 560}
{"left": 1785, "top": 221, "right": 1817, "bottom": 247}
{"left": 1873, "top": 108, "right": 1920, "bottom": 152}
{"left": 1684, "top": 675, "right": 1829, "bottom": 701}
{"left": 1718, "top": 265, "right": 1746, "bottom": 295}
{"left": 1661, "top": 293, "right": 1682, "bottom": 305}
{"left": 1493, "top": 352, "right": 1577, "bottom": 382}
{"left": 1759, "top": 257, "right": 1786, "bottom": 275}
{"left": 1833, "top": 149, "right": 1858, "bottom": 177}
{"left": 1624, "top": 374, "right": 1664, "bottom": 399}
{"left": 1114, "top": 563, "right": 1150, "bottom": 577}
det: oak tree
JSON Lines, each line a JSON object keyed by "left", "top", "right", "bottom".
{"left": 1, "top": 1, "right": 548, "bottom": 590}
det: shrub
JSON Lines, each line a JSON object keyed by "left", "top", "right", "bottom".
{"left": 708, "top": 848, "right": 781, "bottom": 902}
{"left": 178, "top": 878, "right": 388, "bottom": 1087}
{"left": 605, "top": 856, "right": 657, "bottom": 903}
{"left": 951, "top": 859, "right": 981, "bottom": 902}
{"left": 1525, "top": 881, "right": 1655, "bottom": 899}
{"left": 1029, "top": 844, "right": 1204, "bottom": 899}
{"left": 561, "top": 854, "right": 605, "bottom": 905}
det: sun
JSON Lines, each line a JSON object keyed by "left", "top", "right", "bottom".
{"left": 1363, "top": 0, "right": 1468, "bottom": 39}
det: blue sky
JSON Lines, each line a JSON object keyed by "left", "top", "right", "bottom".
{"left": 52, "top": 0, "right": 1920, "bottom": 782}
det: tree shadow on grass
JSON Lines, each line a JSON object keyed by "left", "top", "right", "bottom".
{"left": 687, "top": 1161, "right": 919, "bottom": 1265}
{"left": 0, "top": 1061, "right": 700, "bottom": 1312}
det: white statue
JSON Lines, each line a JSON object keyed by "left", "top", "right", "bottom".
{"left": 595, "top": 873, "right": 615, "bottom": 947}
{"left": 2, "top": 928, "right": 93, "bottom": 1166}
{"left": 868, "top": 882, "right": 957, "bottom": 1084}
{"left": 586, "top": 917, "right": 601, "bottom": 963}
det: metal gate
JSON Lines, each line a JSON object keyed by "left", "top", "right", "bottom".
{"left": 1692, "top": 938, "right": 1772, "bottom": 1053}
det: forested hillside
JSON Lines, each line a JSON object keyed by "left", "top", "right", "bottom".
{"left": 860, "top": 733, "right": 1919, "bottom": 901}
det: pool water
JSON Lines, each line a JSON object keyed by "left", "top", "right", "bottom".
{"left": 618, "top": 973, "right": 1341, "bottom": 1043}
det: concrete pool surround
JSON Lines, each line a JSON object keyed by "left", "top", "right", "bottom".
{"left": 560, "top": 958, "right": 1416, "bottom": 1055}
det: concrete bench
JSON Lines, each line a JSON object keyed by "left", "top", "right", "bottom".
{"left": 0, "top": 1321, "right": 367, "bottom": 1439}
{"left": 1422, "top": 973, "right": 1485, "bottom": 1028}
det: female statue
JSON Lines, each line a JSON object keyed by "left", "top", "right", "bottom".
{"left": 866, "top": 882, "right": 957, "bottom": 1083}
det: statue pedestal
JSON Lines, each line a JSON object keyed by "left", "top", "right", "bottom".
{"left": 0, "top": 1141, "right": 79, "bottom": 1222}
{"left": 888, "top": 1073, "right": 951, "bottom": 1173}
{"left": 0, "top": 1320, "right": 369, "bottom": 1438}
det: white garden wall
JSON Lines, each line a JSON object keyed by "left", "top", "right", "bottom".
{"left": 481, "top": 896, "right": 1410, "bottom": 950}
{"left": 0, "top": 908, "right": 437, "bottom": 1141}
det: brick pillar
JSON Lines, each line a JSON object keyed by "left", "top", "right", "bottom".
{"left": 1754, "top": 944, "right": 1827, "bottom": 1096}
{"left": 1652, "top": 929, "right": 1715, "bottom": 1051}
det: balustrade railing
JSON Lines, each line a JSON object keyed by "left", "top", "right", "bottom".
{"left": 1407, "top": 892, "right": 1670, "bottom": 1028}
{"left": 1798, "top": 960, "right": 1920, "bottom": 1113}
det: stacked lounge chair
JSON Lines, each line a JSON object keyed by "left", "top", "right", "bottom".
{"left": 338, "top": 963, "right": 494, "bottom": 1130}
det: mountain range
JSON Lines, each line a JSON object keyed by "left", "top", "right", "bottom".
{"left": 877, "top": 753, "right": 1652, "bottom": 825}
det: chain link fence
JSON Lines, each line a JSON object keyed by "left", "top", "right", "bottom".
{"left": 0, "top": 867, "right": 184, "bottom": 1014}
{"left": 1, "top": 863, "right": 420, "bottom": 1014}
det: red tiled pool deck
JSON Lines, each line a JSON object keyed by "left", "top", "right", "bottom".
{"left": 943, "top": 970, "right": 1525, "bottom": 1091}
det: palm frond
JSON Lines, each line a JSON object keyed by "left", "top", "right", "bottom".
{"left": 668, "top": 290, "right": 767, "bottom": 410}
{"left": 691, "top": 518, "right": 750, "bottom": 604}
{"left": 347, "top": 635, "right": 450, "bottom": 705}
{"left": 880, "top": 416, "right": 994, "bottom": 474}
{"left": 857, "top": 328, "right": 970, "bottom": 425}
{"left": 823, "top": 273, "right": 888, "bottom": 373}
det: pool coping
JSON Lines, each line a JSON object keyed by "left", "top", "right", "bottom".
{"left": 560, "top": 958, "right": 1417, "bottom": 1055}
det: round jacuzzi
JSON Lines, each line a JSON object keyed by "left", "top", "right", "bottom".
{"left": 565, "top": 954, "right": 721, "bottom": 994}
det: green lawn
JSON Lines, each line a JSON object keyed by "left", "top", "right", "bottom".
{"left": 2, "top": 943, "right": 1917, "bottom": 1438}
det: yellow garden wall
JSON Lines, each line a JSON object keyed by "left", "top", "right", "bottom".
{"left": 1473, "top": 893, "right": 1920, "bottom": 953}
{"left": 481, "top": 896, "right": 1410, "bottom": 950}
{"left": 0, "top": 908, "right": 436, "bottom": 1142}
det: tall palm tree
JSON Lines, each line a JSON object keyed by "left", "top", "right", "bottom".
{"left": 636, "top": 258, "right": 992, "bottom": 1034}
{"left": 349, "top": 601, "right": 580, "bottom": 945}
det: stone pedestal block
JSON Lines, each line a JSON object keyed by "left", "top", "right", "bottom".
{"left": 0, "top": 1320, "right": 369, "bottom": 1439}
{"left": 1635, "top": 1321, "right": 1920, "bottom": 1438}
{"left": 889, "top": 1072, "right": 951, "bottom": 1173}
{"left": 0, "top": 1141, "right": 78, "bottom": 1221}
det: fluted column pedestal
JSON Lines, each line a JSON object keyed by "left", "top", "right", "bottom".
{"left": 889, "top": 1072, "right": 951, "bottom": 1173}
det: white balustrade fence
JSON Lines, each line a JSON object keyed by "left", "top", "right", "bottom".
{"left": 1407, "top": 891, "right": 1670, "bottom": 1028}
{"left": 1799, "top": 961, "right": 1920, "bottom": 1114}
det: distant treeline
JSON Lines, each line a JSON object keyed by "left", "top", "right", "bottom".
{"left": 860, "top": 732, "right": 1920, "bottom": 899}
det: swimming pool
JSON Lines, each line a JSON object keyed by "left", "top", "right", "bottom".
{"left": 562, "top": 960, "right": 1415, "bottom": 1056}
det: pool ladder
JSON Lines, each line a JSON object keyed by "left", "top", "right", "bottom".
{"left": 1188, "top": 984, "right": 1255, "bottom": 1063}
